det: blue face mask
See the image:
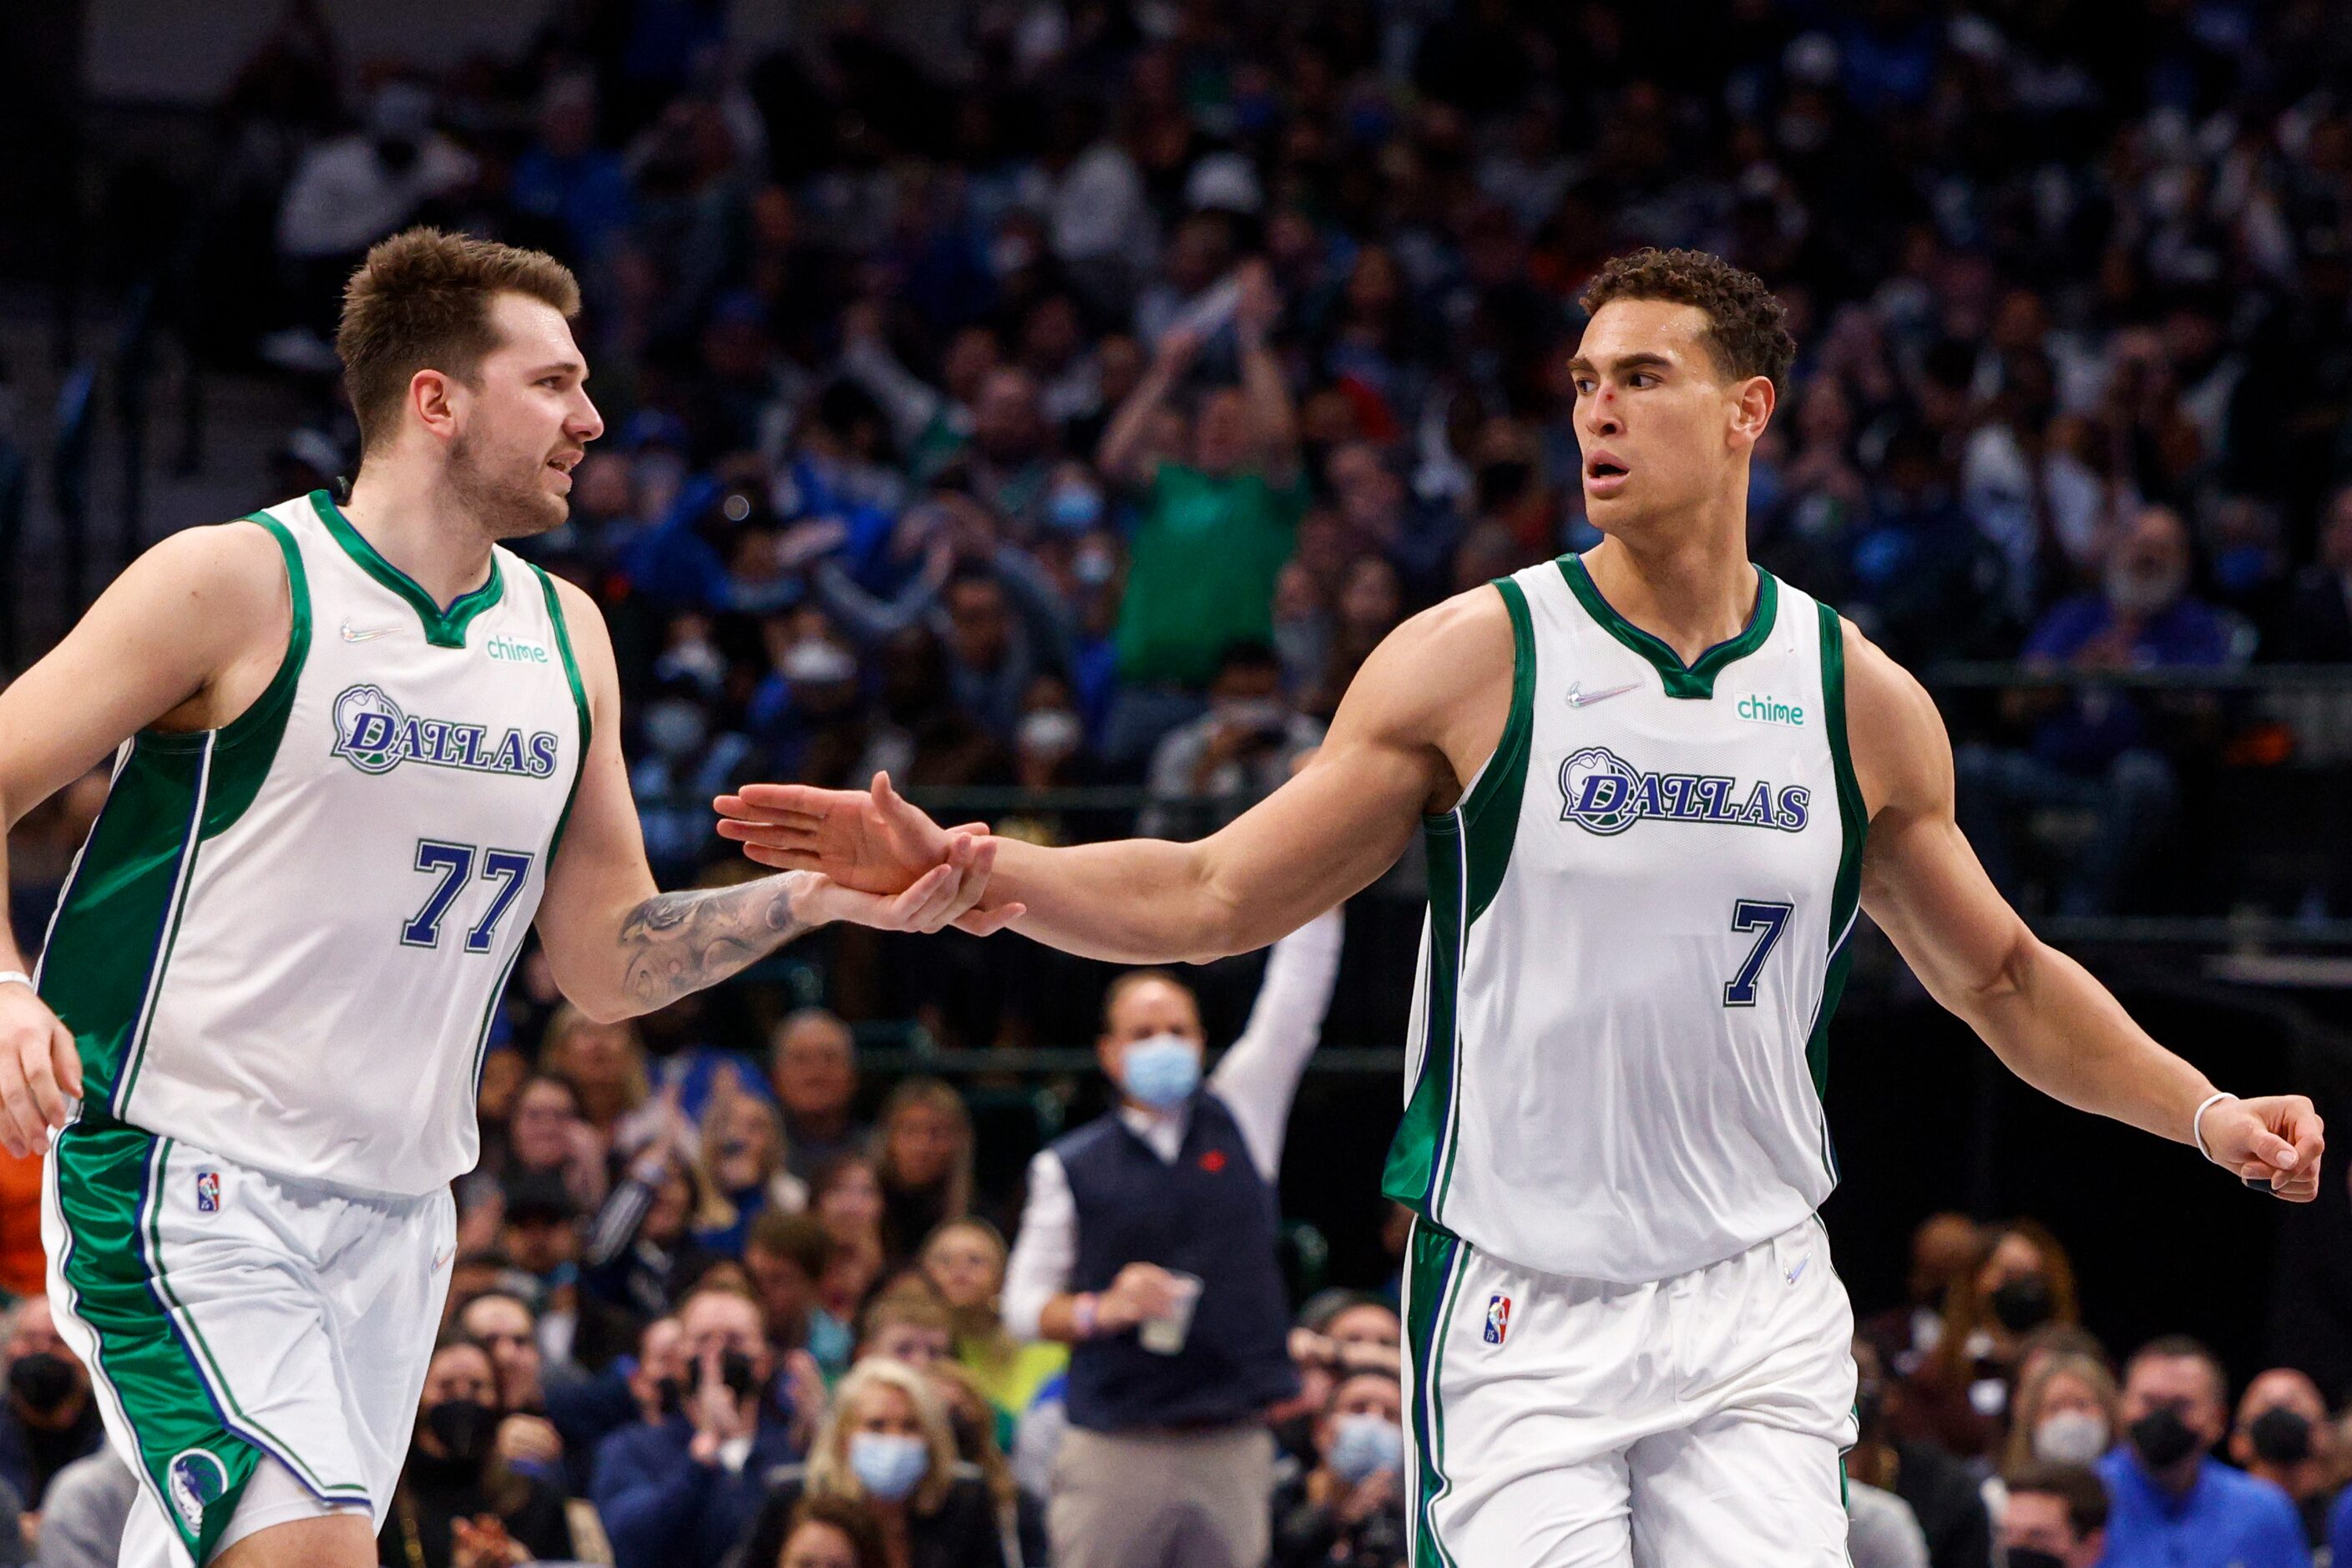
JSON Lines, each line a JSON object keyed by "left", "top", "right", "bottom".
{"left": 1326, "top": 1414, "right": 1404, "bottom": 1484}
{"left": 1120, "top": 1034, "right": 1201, "bottom": 1110}
{"left": 848, "top": 1431, "right": 930, "bottom": 1502}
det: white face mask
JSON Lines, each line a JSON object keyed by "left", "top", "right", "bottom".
{"left": 2035, "top": 1409, "right": 2111, "bottom": 1466}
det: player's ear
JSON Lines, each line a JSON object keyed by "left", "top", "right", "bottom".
{"left": 410, "top": 367, "right": 465, "bottom": 443}
{"left": 1728, "top": 374, "right": 1775, "bottom": 447}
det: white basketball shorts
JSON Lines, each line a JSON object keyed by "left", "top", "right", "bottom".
{"left": 42, "top": 1112, "right": 456, "bottom": 1565}
{"left": 1402, "top": 1212, "right": 1859, "bottom": 1566}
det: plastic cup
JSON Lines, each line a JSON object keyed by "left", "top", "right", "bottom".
{"left": 1139, "top": 1272, "right": 1203, "bottom": 1355}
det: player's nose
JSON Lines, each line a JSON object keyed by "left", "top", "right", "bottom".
{"left": 570, "top": 392, "right": 605, "bottom": 443}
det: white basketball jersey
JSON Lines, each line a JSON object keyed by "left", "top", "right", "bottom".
{"left": 1380, "top": 555, "right": 1866, "bottom": 1284}
{"left": 37, "top": 492, "right": 589, "bottom": 1196}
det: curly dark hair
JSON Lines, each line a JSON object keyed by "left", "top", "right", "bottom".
{"left": 1578, "top": 248, "right": 1797, "bottom": 393}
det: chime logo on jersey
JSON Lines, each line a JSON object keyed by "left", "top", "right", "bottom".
{"left": 1556, "top": 745, "right": 1810, "bottom": 837}
{"left": 1484, "top": 1294, "right": 1510, "bottom": 1345}
{"left": 331, "top": 685, "right": 559, "bottom": 780}
{"left": 194, "top": 1170, "right": 220, "bottom": 1214}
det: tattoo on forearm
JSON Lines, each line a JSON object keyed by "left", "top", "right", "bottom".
{"left": 616, "top": 875, "right": 808, "bottom": 1011}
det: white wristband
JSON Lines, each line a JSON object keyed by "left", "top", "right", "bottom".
{"left": 0, "top": 973, "right": 32, "bottom": 992}
{"left": 2192, "top": 1091, "right": 2236, "bottom": 1163}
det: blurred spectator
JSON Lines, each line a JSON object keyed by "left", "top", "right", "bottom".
{"left": 1273, "top": 1294, "right": 1404, "bottom": 1465}
{"left": 502, "top": 1172, "right": 640, "bottom": 1373}
{"left": 918, "top": 1359, "right": 1040, "bottom": 1568}
{"left": 584, "top": 1133, "right": 732, "bottom": 1338}
{"left": 2098, "top": 1336, "right": 2308, "bottom": 1567}
{"left": 699, "top": 1075, "right": 811, "bottom": 1257}
{"left": 1899, "top": 1221, "right": 2081, "bottom": 1463}
{"left": 1002, "top": 910, "right": 1343, "bottom": 1568}
{"left": 378, "top": 1335, "right": 575, "bottom": 1568}
{"left": 1959, "top": 505, "right": 2231, "bottom": 915}
{"left": 732, "top": 1358, "right": 1007, "bottom": 1568}
{"left": 2002, "top": 1353, "right": 2122, "bottom": 1474}
{"left": 1859, "top": 1213, "right": 1982, "bottom": 1381}
{"left": 1846, "top": 1474, "right": 1932, "bottom": 1568}
{"left": 2272, "top": 482, "right": 2352, "bottom": 661}
{"left": 2228, "top": 1369, "right": 2339, "bottom": 1549}
{"left": 872, "top": 1081, "right": 974, "bottom": 1267}
{"left": 541, "top": 1005, "right": 654, "bottom": 1157}
{"left": 1999, "top": 1461, "right": 2109, "bottom": 1568}
{"left": 856, "top": 1287, "right": 953, "bottom": 1373}
{"left": 812, "top": 1155, "right": 890, "bottom": 1324}
{"left": 1141, "top": 643, "right": 1323, "bottom": 837}
{"left": 455, "top": 1287, "right": 634, "bottom": 1504}
{"left": 31, "top": 1448, "right": 129, "bottom": 1568}
{"left": 768, "top": 1009, "right": 871, "bottom": 1183}
{"left": 0, "top": 1298, "right": 102, "bottom": 1510}
{"left": 746, "top": 1211, "right": 855, "bottom": 1378}
{"left": 771, "top": 1491, "right": 892, "bottom": 1568}
{"left": 1269, "top": 1368, "right": 1408, "bottom": 1568}
{"left": 918, "top": 1219, "right": 1067, "bottom": 1434}
{"left": 1097, "top": 263, "right": 1304, "bottom": 768}
{"left": 1851, "top": 1339, "right": 1994, "bottom": 1568}
{"left": 503, "top": 1073, "right": 609, "bottom": 1216}
{"left": 592, "top": 1282, "right": 804, "bottom": 1568}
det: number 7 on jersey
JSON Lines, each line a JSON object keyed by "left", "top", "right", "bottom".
{"left": 1723, "top": 898, "right": 1793, "bottom": 1007}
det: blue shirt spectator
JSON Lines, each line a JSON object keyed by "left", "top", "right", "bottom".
{"left": 589, "top": 1285, "right": 807, "bottom": 1568}
{"left": 2096, "top": 1451, "right": 2307, "bottom": 1568}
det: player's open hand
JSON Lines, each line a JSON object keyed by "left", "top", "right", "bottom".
{"left": 718, "top": 771, "right": 951, "bottom": 894}
{"left": 2202, "top": 1093, "right": 2324, "bottom": 1201}
{"left": 0, "top": 984, "right": 81, "bottom": 1157}
{"left": 797, "top": 830, "right": 1026, "bottom": 937}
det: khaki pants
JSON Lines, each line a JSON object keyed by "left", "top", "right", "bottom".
{"left": 1048, "top": 1422, "right": 1274, "bottom": 1568}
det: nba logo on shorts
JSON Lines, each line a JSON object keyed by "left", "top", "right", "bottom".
{"left": 1484, "top": 1293, "right": 1510, "bottom": 1345}
{"left": 194, "top": 1171, "right": 220, "bottom": 1214}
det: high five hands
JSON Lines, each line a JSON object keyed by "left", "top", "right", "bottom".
{"left": 716, "top": 772, "right": 1018, "bottom": 937}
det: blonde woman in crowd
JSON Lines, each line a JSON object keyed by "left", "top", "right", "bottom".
{"left": 734, "top": 1359, "right": 1007, "bottom": 1568}
{"left": 873, "top": 1080, "right": 974, "bottom": 1267}
{"left": 918, "top": 1220, "right": 1065, "bottom": 1434}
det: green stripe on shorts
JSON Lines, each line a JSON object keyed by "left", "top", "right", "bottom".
{"left": 1406, "top": 1218, "right": 1470, "bottom": 1568}
{"left": 53, "top": 1115, "right": 261, "bottom": 1562}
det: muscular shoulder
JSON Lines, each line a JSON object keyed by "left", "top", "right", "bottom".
{"left": 1334, "top": 581, "right": 1517, "bottom": 811}
{"left": 1839, "top": 617, "right": 1953, "bottom": 822}
{"left": 132, "top": 519, "right": 292, "bottom": 625}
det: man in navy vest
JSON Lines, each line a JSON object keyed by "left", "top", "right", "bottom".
{"left": 1002, "top": 909, "right": 1343, "bottom": 1568}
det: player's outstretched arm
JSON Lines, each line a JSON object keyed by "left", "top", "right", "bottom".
{"left": 531, "top": 579, "right": 1019, "bottom": 1023}
{"left": 0, "top": 523, "right": 293, "bottom": 1153}
{"left": 719, "top": 588, "right": 1512, "bottom": 964}
{"left": 1844, "top": 620, "right": 2324, "bottom": 1200}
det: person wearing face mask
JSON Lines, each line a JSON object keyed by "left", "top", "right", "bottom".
{"left": 733, "top": 1358, "right": 1006, "bottom": 1568}
{"left": 2097, "top": 1336, "right": 2309, "bottom": 1567}
{"left": 1996, "top": 1461, "right": 2108, "bottom": 1568}
{"left": 0, "top": 1296, "right": 102, "bottom": 1511}
{"left": 1272, "top": 1368, "right": 1409, "bottom": 1568}
{"left": 998, "top": 905, "right": 1344, "bottom": 1568}
{"left": 382, "top": 1337, "right": 575, "bottom": 1568}
{"left": 2000, "top": 1351, "right": 2122, "bottom": 1475}
{"left": 2229, "top": 1368, "right": 2339, "bottom": 1548}
{"left": 1900, "top": 1222, "right": 2080, "bottom": 1464}
{"left": 1141, "top": 642, "right": 1325, "bottom": 838}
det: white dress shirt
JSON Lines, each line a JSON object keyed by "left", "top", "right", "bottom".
{"left": 1000, "top": 909, "right": 1345, "bottom": 1342}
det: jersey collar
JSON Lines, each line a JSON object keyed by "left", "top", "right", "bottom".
{"left": 310, "top": 490, "right": 504, "bottom": 650}
{"left": 1557, "top": 554, "right": 1778, "bottom": 700}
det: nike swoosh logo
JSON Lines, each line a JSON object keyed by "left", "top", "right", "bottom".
{"left": 1565, "top": 680, "right": 1641, "bottom": 708}
{"left": 432, "top": 1246, "right": 456, "bottom": 1272}
{"left": 340, "top": 621, "right": 397, "bottom": 644}
{"left": 1785, "top": 1255, "right": 1810, "bottom": 1286}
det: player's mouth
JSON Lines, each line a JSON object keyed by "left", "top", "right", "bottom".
{"left": 1584, "top": 450, "right": 1631, "bottom": 498}
{"left": 545, "top": 451, "right": 581, "bottom": 488}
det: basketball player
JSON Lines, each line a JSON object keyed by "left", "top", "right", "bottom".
{"left": 0, "top": 229, "right": 1007, "bottom": 1568}
{"left": 718, "top": 249, "right": 2324, "bottom": 1565}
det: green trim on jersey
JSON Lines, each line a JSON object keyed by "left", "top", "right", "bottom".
{"left": 533, "top": 563, "right": 593, "bottom": 860}
{"left": 1808, "top": 601, "right": 1869, "bottom": 1168}
{"left": 1558, "top": 554, "right": 1780, "bottom": 700}
{"left": 1405, "top": 1219, "right": 1469, "bottom": 1568}
{"left": 311, "top": 489, "right": 505, "bottom": 648}
{"left": 51, "top": 1115, "right": 264, "bottom": 1562}
{"left": 1380, "top": 578, "right": 1535, "bottom": 1220}
{"left": 203, "top": 513, "right": 315, "bottom": 832}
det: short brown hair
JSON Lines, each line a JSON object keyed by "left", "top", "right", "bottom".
{"left": 2001, "top": 1460, "right": 2110, "bottom": 1536}
{"left": 1578, "top": 247, "right": 1796, "bottom": 393}
{"left": 336, "top": 226, "right": 581, "bottom": 453}
{"left": 746, "top": 1210, "right": 835, "bottom": 1279}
